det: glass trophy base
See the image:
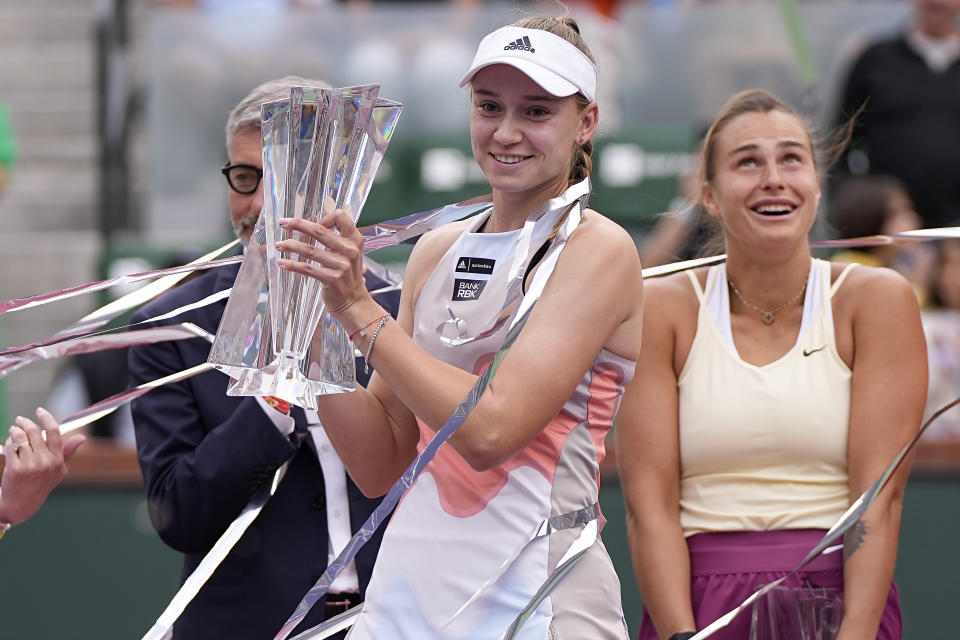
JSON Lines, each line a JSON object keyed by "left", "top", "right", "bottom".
{"left": 208, "top": 84, "right": 401, "bottom": 410}
{"left": 216, "top": 356, "right": 356, "bottom": 411}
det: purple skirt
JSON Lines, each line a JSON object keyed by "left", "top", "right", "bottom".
{"left": 636, "top": 529, "right": 902, "bottom": 640}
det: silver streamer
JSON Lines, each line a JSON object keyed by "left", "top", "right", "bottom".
{"left": 287, "top": 608, "right": 362, "bottom": 640}
{"left": 357, "top": 197, "right": 492, "bottom": 253}
{"left": 0, "top": 247, "right": 240, "bottom": 318}
{"left": 0, "top": 207, "right": 955, "bottom": 638}
{"left": 446, "top": 503, "right": 600, "bottom": 630}
{"left": 141, "top": 460, "right": 291, "bottom": 640}
{"left": 0, "top": 323, "right": 211, "bottom": 371}
{"left": 0, "top": 239, "right": 239, "bottom": 379}
{"left": 54, "top": 361, "right": 215, "bottom": 443}
{"left": 501, "top": 519, "right": 600, "bottom": 640}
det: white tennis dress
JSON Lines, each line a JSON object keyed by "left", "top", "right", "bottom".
{"left": 347, "top": 184, "right": 633, "bottom": 640}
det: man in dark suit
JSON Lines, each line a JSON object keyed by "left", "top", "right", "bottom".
{"left": 129, "top": 76, "right": 398, "bottom": 640}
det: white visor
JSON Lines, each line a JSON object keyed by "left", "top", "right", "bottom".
{"left": 458, "top": 26, "right": 598, "bottom": 103}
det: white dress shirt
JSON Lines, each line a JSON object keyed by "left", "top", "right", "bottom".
{"left": 256, "top": 398, "right": 360, "bottom": 593}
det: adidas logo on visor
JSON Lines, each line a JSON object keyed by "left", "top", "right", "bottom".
{"left": 503, "top": 36, "right": 535, "bottom": 53}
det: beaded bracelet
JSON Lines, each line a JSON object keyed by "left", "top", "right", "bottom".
{"left": 349, "top": 312, "right": 389, "bottom": 342}
{"left": 363, "top": 315, "right": 389, "bottom": 375}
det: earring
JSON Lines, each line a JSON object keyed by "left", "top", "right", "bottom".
{"left": 579, "top": 136, "right": 585, "bottom": 144}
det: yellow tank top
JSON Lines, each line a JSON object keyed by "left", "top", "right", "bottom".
{"left": 677, "top": 259, "right": 857, "bottom": 536}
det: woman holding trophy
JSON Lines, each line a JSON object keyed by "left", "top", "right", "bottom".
{"left": 616, "top": 90, "right": 926, "bottom": 640}
{"left": 276, "top": 14, "right": 643, "bottom": 640}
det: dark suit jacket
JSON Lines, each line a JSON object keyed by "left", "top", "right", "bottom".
{"left": 129, "top": 260, "right": 400, "bottom": 640}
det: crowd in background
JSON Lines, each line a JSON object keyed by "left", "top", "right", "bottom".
{"left": 637, "top": 0, "right": 960, "bottom": 441}
{"left": 0, "top": 1, "right": 956, "bottom": 442}
{"left": 0, "top": 1, "right": 958, "bottom": 639}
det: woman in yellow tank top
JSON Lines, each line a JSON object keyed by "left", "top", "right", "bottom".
{"left": 617, "top": 90, "right": 927, "bottom": 640}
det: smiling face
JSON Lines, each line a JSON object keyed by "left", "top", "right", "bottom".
{"left": 227, "top": 126, "right": 264, "bottom": 244}
{"left": 469, "top": 64, "right": 597, "bottom": 215}
{"left": 702, "top": 109, "right": 820, "bottom": 256}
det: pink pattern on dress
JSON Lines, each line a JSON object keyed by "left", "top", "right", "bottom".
{"left": 417, "top": 411, "right": 582, "bottom": 518}
{"left": 585, "top": 363, "right": 626, "bottom": 474}
{"left": 415, "top": 359, "right": 628, "bottom": 519}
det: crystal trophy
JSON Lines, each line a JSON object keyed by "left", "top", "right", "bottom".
{"left": 208, "top": 85, "right": 402, "bottom": 409}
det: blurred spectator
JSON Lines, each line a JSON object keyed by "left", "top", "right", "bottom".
{"left": 0, "top": 100, "right": 15, "bottom": 197}
{"left": 921, "top": 239, "right": 960, "bottom": 440}
{"left": 639, "top": 133, "right": 717, "bottom": 267}
{"left": 832, "top": 0, "right": 960, "bottom": 229}
{"left": 568, "top": 0, "right": 627, "bottom": 129}
{"left": 829, "top": 175, "right": 933, "bottom": 306}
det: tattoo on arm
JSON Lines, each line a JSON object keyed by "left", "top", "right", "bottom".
{"left": 843, "top": 519, "right": 869, "bottom": 561}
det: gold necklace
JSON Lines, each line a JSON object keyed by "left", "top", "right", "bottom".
{"left": 727, "top": 275, "right": 807, "bottom": 325}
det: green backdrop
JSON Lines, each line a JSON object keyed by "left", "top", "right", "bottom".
{"left": 1, "top": 475, "right": 957, "bottom": 638}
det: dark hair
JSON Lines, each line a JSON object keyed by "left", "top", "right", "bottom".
{"left": 830, "top": 175, "right": 911, "bottom": 240}
{"left": 510, "top": 15, "right": 596, "bottom": 183}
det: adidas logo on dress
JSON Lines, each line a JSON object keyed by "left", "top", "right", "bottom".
{"left": 504, "top": 36, "right": 535, "bottom": 53}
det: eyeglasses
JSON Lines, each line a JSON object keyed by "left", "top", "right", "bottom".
{"left": 221, "top": 162, "right": 263, "bottom": 195}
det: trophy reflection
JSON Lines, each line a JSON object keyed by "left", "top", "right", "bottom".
{"left": 208, "top": 85, "right": 402, "bottom": 409}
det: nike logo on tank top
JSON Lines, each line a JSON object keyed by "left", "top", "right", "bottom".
{"left": 677, "top": 259, "right": 858, "bottom": 537}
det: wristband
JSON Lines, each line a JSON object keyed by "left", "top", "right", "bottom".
{"left": 667, "top": 633, "right": 696, "bottom": 640}
{"left": 262, "top": 395, "right": 291, "bottom": 415}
